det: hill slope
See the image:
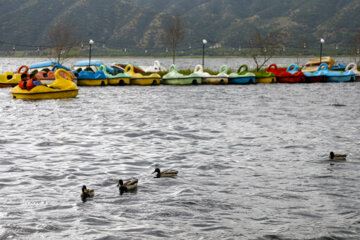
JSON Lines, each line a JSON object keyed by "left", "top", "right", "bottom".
{"left": 0, "top": 0, "right": 359, "bottom": 53}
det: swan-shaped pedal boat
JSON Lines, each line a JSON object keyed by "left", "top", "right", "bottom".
{"left": 124, "top": 64, "right": 161, "bottom": 85}
{"left": 228, "top": 65, "right": 256, "bottom": 84}
{"left": 11, "top": 69, "right": 78, "bottom": 99}
{"left": 345, "top": 63, "right": 360, "bottom": 81}
{"left": 35, "top": 64, "right": 77, "bottom": 85}
{"left": 193, "top": 65, "right": 228, "bottom": 84}
{"left": 303, "top": 64, "right": 326, "bottom": 83}
{"left": 139, "top": 60, "right": 166, "bottom": 73}
{"left": 236, "top": 64, "right": 276, "bottom": 84}
{"left": 0, "top": 65, "right": 29, "bottom": 87}
{"left": 267, "top": 64, "right": 305, "bottom": 83}
{"left": 99, "top": 65, "right": 130, "bottom": 85}
{"left": 318, "top": 63, "right": 355, "bottom": 82}
{"left": 162, "top": 64, "right": 202, "bottom": 85}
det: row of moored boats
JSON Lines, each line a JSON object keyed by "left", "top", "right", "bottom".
{"left": 0, "top": 57, "right": 359, "bottom": 99}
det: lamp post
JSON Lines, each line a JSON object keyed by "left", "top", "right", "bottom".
{"left": 320, "top": 38, "right": 325, "bottom": 65}
{"left": 202, "top": 39, "right": 207, "bottom": 69}
{"left": 89, "top": 39, "right": 94, "bottom": 68}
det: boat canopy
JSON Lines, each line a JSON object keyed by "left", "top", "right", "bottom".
{"left": 74, "top": 60, "right": 104, "bottom": 67}
{"left": 29, "top": 61, "right": 58, "bottom": 69}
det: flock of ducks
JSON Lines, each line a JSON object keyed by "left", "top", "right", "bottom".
{"left": 81, "top": 168, "right": 178, "bottom": 201}
{"left": 81, "top": 153, "right": 346, "bottom": 201}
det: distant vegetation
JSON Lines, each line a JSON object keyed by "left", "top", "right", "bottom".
{"left": 0, "top": 0, "right": 359, "bottom": 57}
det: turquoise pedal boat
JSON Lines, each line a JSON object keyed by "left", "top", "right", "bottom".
{"left": 99, "top": 65, "right": 130, "bottom": 85}
{"left": 318, "top": 63, "right": 355, "bottom": 82}
{"left": 228, "top": 65, "right": 256, "bottom": 84}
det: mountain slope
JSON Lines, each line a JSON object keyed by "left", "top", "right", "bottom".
{"left": 0, "top": 0, "right": 359, "bottom": 53}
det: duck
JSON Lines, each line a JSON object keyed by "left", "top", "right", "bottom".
{"left": 117, "top": 178, "right": 138, "bottom": 195}
{"left": 81, "top": 185, "right": 94, "bottom": 201}
{"left": 329, "top": 152, "right": 347, "bottom": 160}
{"left": 152, "top": 168, "right": 178, "bottom": 178}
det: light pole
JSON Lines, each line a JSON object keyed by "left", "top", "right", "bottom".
{"left": 320, "top": 38, "right": 325, "bottom": 65}
{"left": 202, "top": 39, "right": 207, "bottom": 69}
{"left": 89, "top": 39, "right": 94, "bottom": 69}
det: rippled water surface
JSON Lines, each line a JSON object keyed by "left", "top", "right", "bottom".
{"left": 0, "top": 58, "right": 360, "bottom": 239}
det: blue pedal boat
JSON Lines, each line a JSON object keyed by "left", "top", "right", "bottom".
{"left": 29, "top": 61, "right": 59, "bottom": 74}
{"left": 319, "top": 63, "right": 356, "bottom": 82}
{"left": 228, "top": 65, "right": 256, "bottom": 84}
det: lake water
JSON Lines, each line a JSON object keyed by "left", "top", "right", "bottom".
{"left": 0, "top": 58, "right": 360, "bottom": 239}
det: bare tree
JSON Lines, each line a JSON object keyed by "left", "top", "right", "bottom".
{"left": 162, "top": 15, "right": 185, "bottom": 64}
{"left": 48, "top": 22, "right": 81, "bottom": 65}
{"left": 248, "top": 30, "right": 287, "bottom": 71}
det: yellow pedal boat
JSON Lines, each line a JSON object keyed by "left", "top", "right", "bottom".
{"left": 0, "top": 65, "right": 29, "bottom": 87}
{"left": 11, "top": 69, "right": 78, "bottom": 99}
{"left": 124, "top": 64, "right": 161, "bottom": 85}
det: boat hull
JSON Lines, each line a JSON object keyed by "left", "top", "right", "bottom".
{"left": 325, "top": 76, "right": 355, "bottom": 82}
{"left": 131, "top": 78, "right": 161, "bottom": 85}
{"left": 277, "top": 76, "right": 305, "bottom": 83}
{"left": 256, "top": 77, "right": 276, "bottom": 84}
{"left": 77, "top": 79, "right": 108, "bottom": 86}
{"left": 108, "top": 77, "right": 131, "bottom": 85}
{"left": 305, "top": 76, "right": 324, "bottom": 83}
{"left": 11, "top": 85, "right": 78, "bottom": 100}
{"left": 0, "top": 73, "right": 21, "bottom": 87}
{"left": 228, "top": 76, "right": 256, "bottom": 84}
{"left": 0, "top": 82, "right": 18, "bottom": 87}
{"left": 201, "top": 77, "right": 228, "bottom": 84}
{"left": 162, "top": 77, "right": 201, "bottom": 85}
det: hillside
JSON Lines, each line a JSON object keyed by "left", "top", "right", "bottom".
{"left": 0, "top": 0, "right": 359, "bottom": 54}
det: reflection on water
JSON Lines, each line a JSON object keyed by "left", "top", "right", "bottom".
{"left": 0, "top": 58, "right": 360, "bottom": 239}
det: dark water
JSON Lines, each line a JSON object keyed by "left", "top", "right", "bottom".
{"left": 1, "top": 59, "right": 360, "bottom": 239}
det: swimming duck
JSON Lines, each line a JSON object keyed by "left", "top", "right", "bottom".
{"left": 329, "top": 152, "right": 347, "bottom": 160}
{"left": 152, "top": 168, "right": 178, "bottom": 178}
{"left": 117, "top": 178, "right": 138, "bottom": 195}
{"left": 81, "top": 185, "right": 94, "bottom": 201}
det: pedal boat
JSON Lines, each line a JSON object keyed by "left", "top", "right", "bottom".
{"left": 235, "top": 64, "right": 276, "bottom": 84}
{"left": 112, "top": 62, "right": 145, "bottom": 74}
{"left": 11, "top": 69, "right": 78, "bottom": 99}
{"left": 228, "top": 65, "right": 256, "bottom": 84}
{"left": 319, "top": 63, "right": 355, "bottom": 82}
{"left": 162, "top": 64, "right": 202, "bottom": 85}
{"left": 267, "top": 64, "right": 305, "bottom": 83}
{"left": 302, "top": 56, "right": 335, "bottom": 73}
{"left": 124, "top": 64, "right": 161, "bottom": 85}
{"left": 193, "top": 65, "right": 228, "bottom": 84}
{"left": 29, "top": 61, "right": 59, "bottom": 74}
{"left": 303, "top": 64, "right": 326, "bottom": 83}
{"left": 35, "top": 64, "right": 77, "bottom": 85}
{"left": 76, "top": 71, "right": 108, "bottom": 86}
{"left": 0, "top": 65, "right": 29, "bottom": 87}
{"left": 72, "top": 60, "right": 114, "bottom": 74}
{"left": 345, "top": 63, "right": 360, "bottom": 81}
{"left": 99, "top": 65, "right": 130, "bottom": 85}
{"left": 331, "top": 63, "right": 346, "bottom": 71}
{"left": 139, "top": 60, "right": 166, "bottom": 73}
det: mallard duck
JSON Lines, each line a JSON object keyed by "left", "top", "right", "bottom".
{"left": 117, "top": 178, "right": 138, "bottom": 195}
{"left": 81, "top": 185, "right": 94, "bottom": 201}
{"left": 329, "top": 152, "right": 347, "bottom": 160}
{"left": 152, "top": 168, "right": 178, "bottom": 178}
